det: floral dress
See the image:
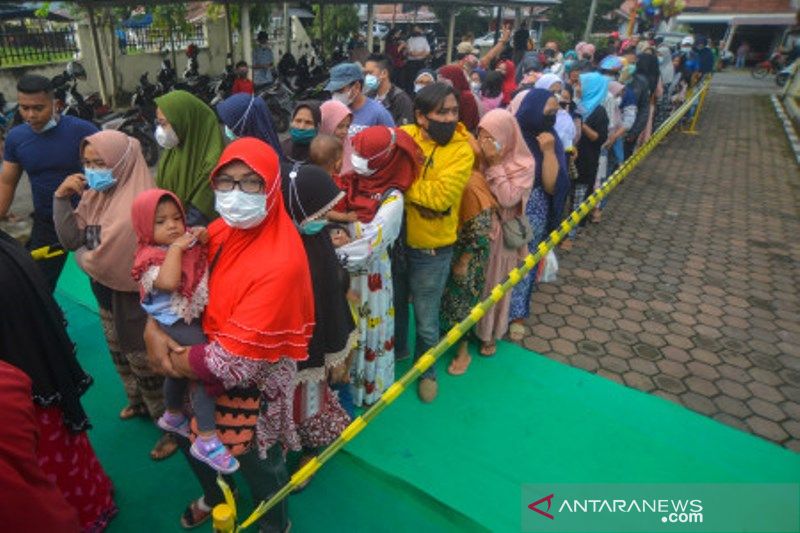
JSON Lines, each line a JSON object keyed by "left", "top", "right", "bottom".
{"left": 509, "top": 186, "right": 550, "bottom": 321}
{"left": 440, "top": 209, "right": 492, "bottom": 333}
{"left": 335, "top": 190, "right": 404, "bottom": 407}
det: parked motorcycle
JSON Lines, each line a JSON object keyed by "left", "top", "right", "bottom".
{"left": 101, "top": 71, "right": 160, "bottom": 166}
{"left": 51, "top": 61, "right": 114, "bottom": 122}
{"left": 257, "top": 77, "right": 294, "bottom": 133}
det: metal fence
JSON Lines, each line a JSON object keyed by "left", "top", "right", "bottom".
{"left": 120, "top": 23, "right": 206, "bottom": 54}
{"left": 0, "top": 24, "right": 79, "bottom": 67}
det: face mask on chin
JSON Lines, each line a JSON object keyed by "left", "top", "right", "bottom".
{"left": 34, "top": 111, "right": 59, "bottom": 134}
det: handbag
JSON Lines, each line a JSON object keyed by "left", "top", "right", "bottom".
{"left": 501, "top": 200, "right": 534, "bottom": 250}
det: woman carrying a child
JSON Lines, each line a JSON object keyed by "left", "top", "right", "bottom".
{"left": 52, "top": 130, "right": 180, "bottom": 461}
{"left": 332, "top": 125, "right": 421, "bottom": 407}
{"left": 144, "top": 138, "right": 315, "bottom": 532}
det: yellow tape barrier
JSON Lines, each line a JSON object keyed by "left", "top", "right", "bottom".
{"left": 213, "top": 77, "right": 714, "bottom": 532}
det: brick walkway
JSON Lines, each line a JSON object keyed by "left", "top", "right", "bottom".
{"left": 515, "top": 93, "right": 800, "bottom": 451}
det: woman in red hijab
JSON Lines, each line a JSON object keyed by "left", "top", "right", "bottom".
{"left": 497, "top": 58, "right": 518, "bottom": 106}
{"left": 334, "top": 126, "right": 420, "bottom": 407}
{"left": 437, "top": 64, "right": 480, "bottom": 131}
{"left": 144, "top": 138, "right": 314, "bottom": 530}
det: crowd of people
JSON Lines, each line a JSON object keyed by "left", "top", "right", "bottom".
{"left": 0, "top": 27, "right": 712, "bottom": 531}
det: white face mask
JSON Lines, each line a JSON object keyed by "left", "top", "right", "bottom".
{"left": 331, "top": 88, "right": 354, "bottom": 106}
{"left": 155, "top": 125, "right": 179, "bottom": 149}
{"left": 215, "top": 189, "right": 268, "bottom": 229}
{"left": 414, "top": 83, "right": 425, "bottom": 93}
{"left": 470, "top": 81, "right": 481, "bottom": 93}
{"left": 36, "top": 111, "right": 59, "bottom": 134}
{"left": 350, "top": 129, "right": 396, "bottom": 176}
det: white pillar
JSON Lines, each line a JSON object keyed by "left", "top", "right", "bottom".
{"left": 241, "top": 2, "right": 252, "bottom": 68}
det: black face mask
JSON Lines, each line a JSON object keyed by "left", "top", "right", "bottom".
{"left": 426, "top": 118, "right": 457, "bottom": 146}
{"left": 535, "top": 113, "right": 556, "bottom": 133}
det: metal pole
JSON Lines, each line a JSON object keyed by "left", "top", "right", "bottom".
{"left": 584, "top": 0, "right": 598, "bottom": 42}
{"left": 85, "top": 5, "right": 108, "bottom": 105}
{"left": 366, "top": 3, "right": 374, "bottom": 55}
{"left": 446, "top": 9, "right": 456, "bottom": 65}
{"left": 241, "top": 2, "right": 252, "bottom": 68}
{"left": 493, "top": 6, "right": 501, "bottom": 44}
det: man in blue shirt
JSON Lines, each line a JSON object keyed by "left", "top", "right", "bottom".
{"left": 325, "top": 62, "right": 395, "bottom": 138}
{"left": 252, "top": 31, "right": 275, "bottom": 87}
{"left": 0, "top": 75, "right": 98, "bottom": 291}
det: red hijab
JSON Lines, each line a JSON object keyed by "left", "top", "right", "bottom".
{"left": 203, "top": 138, "right": 314, "bottom": 362}
{"left": 130, "top": 189, "right": 207, "bottom": 301}
{"left": 340, "top": 126, "right": 421, "bottom": 223}
{"left": 437, "top": 65, "right": 480, "bottom": 131}
{"left": 499, "top": 59, "right": 518, "bottom": 106}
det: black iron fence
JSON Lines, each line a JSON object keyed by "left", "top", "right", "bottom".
{"left": 0, "top": 25, "right": 79, "bottom": 67}
{"left": 120, "top": 23, "right": 206, "bottom": 54}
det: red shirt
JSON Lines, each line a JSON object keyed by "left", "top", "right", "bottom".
{"left": 232, "top": 78, "right": 255, "bottom": 95}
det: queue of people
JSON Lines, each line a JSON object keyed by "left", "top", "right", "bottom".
{"left": 0, "top": 28, "right": 697, "bottom": 531}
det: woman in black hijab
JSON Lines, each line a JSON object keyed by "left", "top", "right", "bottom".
{"left": 0, "top": 230, "right": 117, "bottom": 530}
{"left": 280, "top": 162, "right": 355, "bottom": 485}
{"left": 281, "top": 101, "right": 321, "bottom": 164}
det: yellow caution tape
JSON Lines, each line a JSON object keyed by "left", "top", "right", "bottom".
{"left": 214, "top": 77, "right": 713, "bottom": 532}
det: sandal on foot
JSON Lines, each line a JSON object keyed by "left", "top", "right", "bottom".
{"left": 479, "top": 343, "right": 497, "bottom": 357}
{"left": 508, "top": 323, "right": 526, "bottom": 342}
{"left": 447, "top": 355, "right": 471, "bottom": 376}
{"left": 150, "top": 433, "right": 179, "bottom": 461}
{"left": 119, "top": 404, "right": 148, "bottom": 420}
{"left": 180, "top": 499, "right": 211, "bottom": 529}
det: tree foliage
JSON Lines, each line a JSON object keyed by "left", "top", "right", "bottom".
{"left": 431, "top": 3, "right": 486, "bottom": 39}
{"left": 310, "top": 5, "right": 359, "bottom": 55}
{"left": 549, "top": 0, "right": 618, "bottom": 41}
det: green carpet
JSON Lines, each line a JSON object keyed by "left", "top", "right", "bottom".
{"left": 55, "top": 257, "right": 799, "bottom": 532}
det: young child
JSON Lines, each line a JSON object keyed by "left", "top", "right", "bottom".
{"left": 309, "top": 135, "right": 359, "bottom": 224}
{"left": 130, "top": 189, "right": 238, "bottom": 474}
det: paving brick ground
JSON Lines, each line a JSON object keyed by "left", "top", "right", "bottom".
{"left": 514, "top": 92, "right": 800, "bottom": 451}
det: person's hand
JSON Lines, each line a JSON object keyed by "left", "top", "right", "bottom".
{"left": 143, "top": 318, "right": 180, "bottom": 377}
{"left": 171, "top": 232, "right": 196, "bottom": 251}
{"left": 55, "top": 174, "right": 86, "bottom": 198}
{"left": 169, "top": 347, "right": 195, "bottom": 379}
{"left": 344, "top": 211, "right": 359, "bottom": 222}
{"left": 501, "top": 27, "right": 511, "bottom": 43}
{"left": 328, "top": 362, "right": 350, "bottom": 384}
{"left": 452, "top": 256, "right": 469, "bottom": 278}
{"left": 602, "top": 139, "right": 613, "bottom": 150}
{"left": 190, "top": 226, "right": 209, "bottom": 244}
{"left": 479, "top": 137, "right": 503, "bottom": 167}
{"left": 537, "top": 132, "right": 556, "bottom": 152}
{"left": 346, "top": 289, "right": 360, "bottom": 304}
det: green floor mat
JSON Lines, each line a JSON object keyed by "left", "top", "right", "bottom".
{"left": 55, "top": 259, "right": 799, "bottom": 532}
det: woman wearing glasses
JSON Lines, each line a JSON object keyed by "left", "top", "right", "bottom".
{"left": 144, "top": 138, "right": 314, "bottom": 531}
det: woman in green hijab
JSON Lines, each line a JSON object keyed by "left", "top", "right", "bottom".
{"left": 154, "top": 90, "right": 224, "bottom": 225}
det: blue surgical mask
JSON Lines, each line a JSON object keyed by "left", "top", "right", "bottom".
{"left": 290, "top": 127, "right": 317, "bottom": 145}
{"left": 299, "top": 219, "right": 328, "bottom": 235}
{"left": 84, "top": 168, "right": 117, "bottom": 191}
{"left": 224, "top": 125, "right": 238, "bottom": 141}
{"left": 364, "top": 74, "right": 380, "bottom": 92}
{"left": 37, "top": 114, "right": 59, "bottom": 134}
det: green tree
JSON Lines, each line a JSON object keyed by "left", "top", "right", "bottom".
{"left": 310, "top": 5, "right": 359, "bottom": 58}
{"left": 549, "top": 0, "right": 618, "bottom": 42}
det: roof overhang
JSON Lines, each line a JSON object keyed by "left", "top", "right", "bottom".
{"left": 675, "top": 12, "right": 797, "bottom": 26}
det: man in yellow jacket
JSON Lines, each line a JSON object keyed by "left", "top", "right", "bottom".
{"left": 400, "top": 83, "right": 474, "bottom": 403}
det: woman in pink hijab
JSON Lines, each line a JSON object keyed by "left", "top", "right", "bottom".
{"left": 320, "top": 99, "right": 354, "bottom": 175}
{"left": 474, "top": 109, "right": 535, "bottom": 355}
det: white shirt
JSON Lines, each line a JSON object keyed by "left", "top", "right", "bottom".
{"left": 406, "top": 36, "right": 430, "bottom": 58}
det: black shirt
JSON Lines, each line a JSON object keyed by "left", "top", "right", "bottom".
{"left": 575, "top": 106, "right": 609, "bottom": 187}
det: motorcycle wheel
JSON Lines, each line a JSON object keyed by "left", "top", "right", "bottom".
{"left": 751, "top": 66, "right": 769, "bottom": 79}
{"left": 776, "top": 73, "right": 789, "bottom": 87}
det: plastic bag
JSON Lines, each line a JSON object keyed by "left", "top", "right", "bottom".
{"left": 536, "top": 250, "right": 559, "bottom": 283}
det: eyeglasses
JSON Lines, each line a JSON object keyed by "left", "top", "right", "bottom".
{"left": 212, "top": 175, "right": 264, "bottom": 194}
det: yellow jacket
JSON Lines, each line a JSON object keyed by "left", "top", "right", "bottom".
{"left": 400, "top": 122, "right": 475, "bottom": 249}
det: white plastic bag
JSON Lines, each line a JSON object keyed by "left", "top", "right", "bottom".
{"left": 537, "top": 250, "right": 559, "bottom": 283}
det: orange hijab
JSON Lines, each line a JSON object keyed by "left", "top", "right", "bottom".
{"left": 202, "top": 138, "right": 315, "bottom": 362}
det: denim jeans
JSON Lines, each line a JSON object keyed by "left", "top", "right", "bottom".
{"left": 407, "top": 245, "right": 454, "bottom": 380}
